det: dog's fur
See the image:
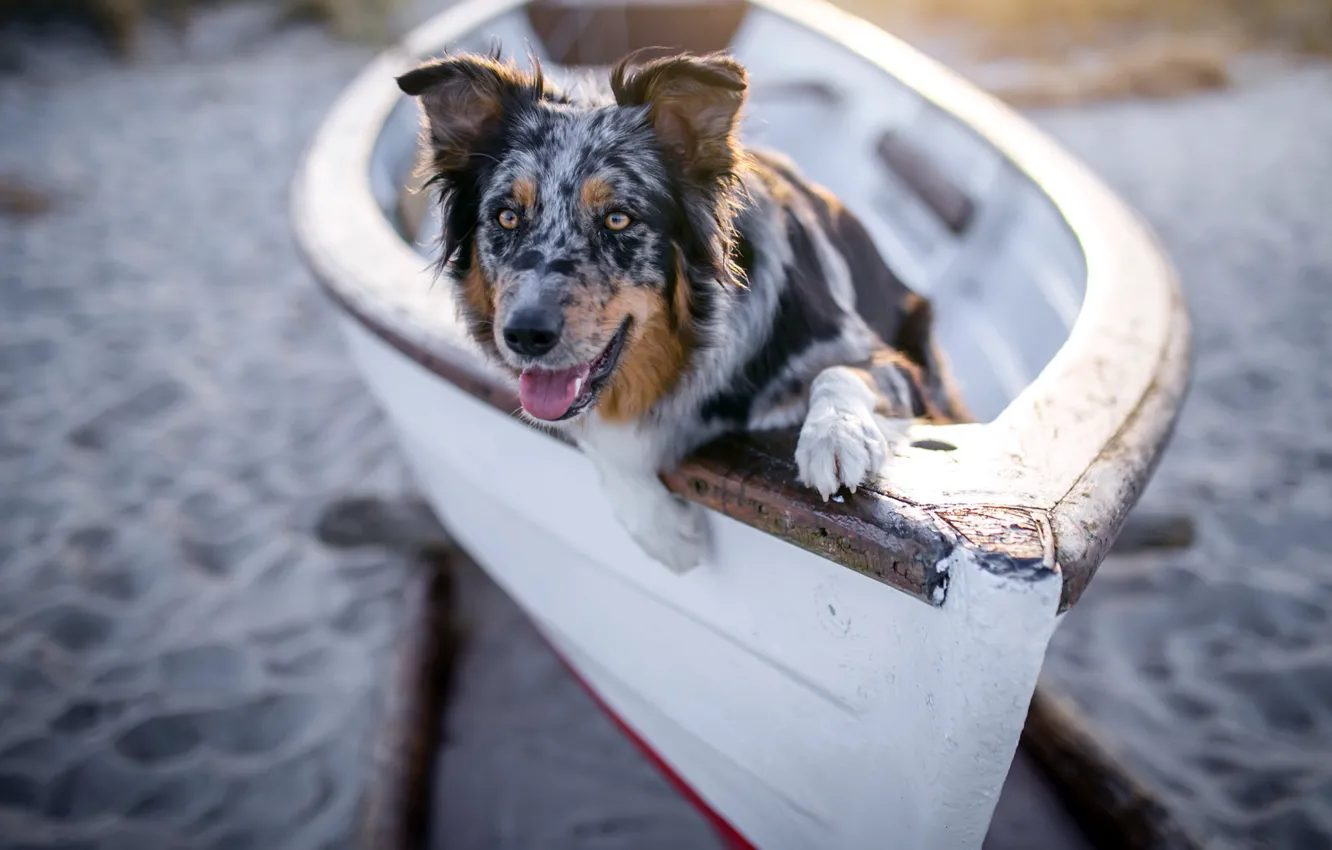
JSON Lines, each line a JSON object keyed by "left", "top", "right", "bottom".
{"left": 396, "top": 48, "right": 966, "bottom": 572}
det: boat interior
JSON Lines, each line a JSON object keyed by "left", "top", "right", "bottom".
{"left": 378, "top": 0, "right": 1088, "bottom": 424}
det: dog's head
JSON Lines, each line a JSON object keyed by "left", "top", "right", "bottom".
{"left": 396, "top": 49, "right": 748, "bottom": 424}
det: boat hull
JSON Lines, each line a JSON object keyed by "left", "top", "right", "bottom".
{"left": 291, "top": 0, "right": 1191, "bottom": 846}
{"left": 339, "top": 315, "right": 1063, "bottom": 849}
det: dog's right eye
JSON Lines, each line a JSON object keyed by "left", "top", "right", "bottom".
{"left": 497, "top": 209, "right": 519, "bottom": 230}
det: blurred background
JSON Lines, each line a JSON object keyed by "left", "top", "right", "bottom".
{"left": 1, "top": 0, "right": 1329, "bottom": 848}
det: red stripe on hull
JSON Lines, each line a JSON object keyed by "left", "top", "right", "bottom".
{"left": 542, "top": 640, "right": 757, "bottom": 850}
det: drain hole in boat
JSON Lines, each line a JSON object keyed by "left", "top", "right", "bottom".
{"left": 911, "top": 439, "right": 958, "bottom": 452}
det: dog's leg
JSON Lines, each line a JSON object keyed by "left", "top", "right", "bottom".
{"left": 601, "top": 466, "right": 709, "bottom": 573}
{"left": 796, "top": 365, "right": 900, "bottom": 501}
{"left": 582, "top": 427, "right": 709, "bottom": 573}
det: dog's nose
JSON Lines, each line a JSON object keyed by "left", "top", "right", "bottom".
{"left": 503, "top": 306, "right": 563, "bottom": 357}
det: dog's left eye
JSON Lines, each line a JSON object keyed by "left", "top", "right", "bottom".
{"left": 604, "top": 211, "right": 631, "bottom": 231}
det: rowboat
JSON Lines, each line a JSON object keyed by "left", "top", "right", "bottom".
{"left": 291, "top": 0, "right": 1191, "bottom": 846}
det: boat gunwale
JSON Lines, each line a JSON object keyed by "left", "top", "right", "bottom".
{"left": 290, "top": 0, "right": 1190, "bottom": 612}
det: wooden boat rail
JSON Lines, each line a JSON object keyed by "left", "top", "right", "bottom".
{"left": 292, "top": 0, "right": 1190, "bottom": 614}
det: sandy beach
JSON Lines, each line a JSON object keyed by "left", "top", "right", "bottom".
{"left": 2, "top": 1, "right": 1330, "bottom": 847}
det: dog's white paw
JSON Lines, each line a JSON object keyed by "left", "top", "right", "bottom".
{"left": 616, "top": 493, "right": 709, "bottom": 573}
{"left": 796, "top": 407, "right": 888, "bottom": 501}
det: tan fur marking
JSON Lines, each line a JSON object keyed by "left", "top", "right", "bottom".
{"left": 580, "top": 176, "right": 614, "bottom": 210}
{"left": 512, "top": 176, "right": 537, "bottom": 210}
{"left": 553, "top": 256, "right": 693, "bottom": 423}
{"left": 841, "top": 367, "right": 894, "bottom": 415}
{"left": 460, "top": 246, "right": 496, "bottom": 345}
{"left": 862, "top": 348, "right": 955, "bottom": 423}
{"left": 598, "top": 255, "right": 695, "bottom": 421}
{"left": 600, "top": 285, "right": 689, "bottom": 423}
{"left": 669, "top": 250, "right": 693, "bottom": 336}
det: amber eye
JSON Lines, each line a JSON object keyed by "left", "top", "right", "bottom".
{"left": 497, "top": 209, "right": 519, "bottom": 230}
{"left": 605, "top": 211, "right": 631, "bottom": 231}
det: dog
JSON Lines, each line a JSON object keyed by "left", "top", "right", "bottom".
{"left": 395, "top": 48, "right": 967, "bottom": 572}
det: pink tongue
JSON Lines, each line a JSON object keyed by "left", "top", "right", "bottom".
{"left": 519, "top": 364, "right": 591, "bottom": 421}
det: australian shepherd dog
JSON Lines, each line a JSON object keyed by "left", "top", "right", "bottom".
{"left": 396, "top": 48, "right": 967, "bottom": 572}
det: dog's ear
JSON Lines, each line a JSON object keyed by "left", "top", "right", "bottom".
{"left": 610, "top": 51, "right": 748, "bottom": 183}
{"left": 396, "top": 51, "right": 543, "bottom": 174}
{"left": 611, "top": 52, "right": 748, "bottom": 289}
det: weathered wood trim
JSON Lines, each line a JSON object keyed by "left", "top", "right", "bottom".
{"left": 311, "top": 276, "right": 959, "bottom": 604}
{"left": 1022, "top": 683, "right": 1203, "bottom": 850}
{"left": 1046, "top": 281, "right": 1192, "bottom": 607}
{"left": 933, "top": 504, "right": 1055, "bottom": 582}
{"left": 355, "top": 550, "right": 459, "bottom": 850}
{"left": 664, "top": 434, "right": 957, "bottom": 601}
{"left": 291, "top": 0, "right": 1190, "bottom": 613}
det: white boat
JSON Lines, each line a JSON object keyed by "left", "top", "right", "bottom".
{"left": 291, "top": 0, "right": 1191, "bottom": 847}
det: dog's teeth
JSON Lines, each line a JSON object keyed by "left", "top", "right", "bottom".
{"left": 574, "top": 376, "right": 584, "bottom": 395}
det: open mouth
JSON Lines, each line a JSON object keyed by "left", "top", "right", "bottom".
{"left": 517, "top": 318, "right": 631, "bottom": 422}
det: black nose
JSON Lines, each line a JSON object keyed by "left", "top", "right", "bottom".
{"left": 503, "top": 306, "right": 563, "bottom": 357}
